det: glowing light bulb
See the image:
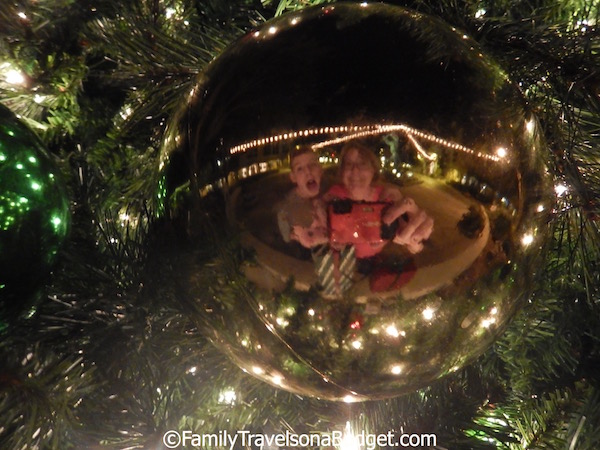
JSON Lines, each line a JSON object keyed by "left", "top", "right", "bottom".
{"left": 422, "top": 307, "right": 435, "bottom": 321}
{"left": 521, "top": 233, "right": 534, "bottom": 247}
{"left": 218, "top": 388, "right": 237, "bottom": 405}
{"left": 496, "top": 147, "right": 508, "bottom": 158}
{"left": 555, "top": 184, "right": 568, "bottom": 197}
{"left": 385, "top": 325, "right": 400, "bottom": 338}
{"left": 5, "top": 69, "right": 26, "bottom": 85}
{"left": 526, "top": 118, "right": 535, "bottom": 133}
{"left": 391, "top": 364, "right": 402, "bottom": 375}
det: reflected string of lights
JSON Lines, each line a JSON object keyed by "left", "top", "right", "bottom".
{"left": 228, "top": 123, "right": 502, "bottom": 162}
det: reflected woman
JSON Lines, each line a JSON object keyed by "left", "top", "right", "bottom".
{"left": 323, "top": 141, "right": 434, "bottom": 262}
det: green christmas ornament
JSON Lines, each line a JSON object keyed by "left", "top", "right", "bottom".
{"left": 159, "top": 3, "right": 553, "bottom": 401}
{"left": 0, "top": 104, "right": 69, "bottom": 320}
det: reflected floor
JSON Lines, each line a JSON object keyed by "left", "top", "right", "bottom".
{"left": 232, "top": 171, "right": 490, "bottom": 301}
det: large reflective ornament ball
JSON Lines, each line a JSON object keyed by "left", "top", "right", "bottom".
{"left": 160, "top": 3, "right": 552, "bottom": 401}
{"left": 0, "top": 104, "right": 70, "bottom": 320}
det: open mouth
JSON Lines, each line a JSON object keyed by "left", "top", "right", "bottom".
{"left": 306, "top": 179, "right": 318, "bottom": 191}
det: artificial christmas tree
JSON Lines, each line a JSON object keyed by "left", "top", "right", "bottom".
{"left": 1, "top": 0, "right": 599, "bottom": 449}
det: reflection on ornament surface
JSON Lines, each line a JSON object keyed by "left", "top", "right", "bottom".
{"left": 159, "top": 3, "right": 552, "bottom": 401}
{"left": 0, "top": 104, "right": 70, "bottom": 320}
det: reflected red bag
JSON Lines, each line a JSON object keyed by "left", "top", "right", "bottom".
{"left": 328, "top": 200, "right": 391, "bottom": 246}
{"left": 369, "top": 259, "right": 416, "bottom": 292}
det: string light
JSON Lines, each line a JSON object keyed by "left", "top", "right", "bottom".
{"left": 385, "top": 325, "right": 400, "bottom": 338}
{"left": 218, "top": 388, "right": 237, "bottom": 405}
{"left": 5, "top": 69, "right": 26, "bottom": 86}
{"left": 406, "top": 133, "right": 436, "bottom": 161}
{"left": 521, "top": 233, "right": 534, "bottom": 247}
{"left": 422, "top": 307, "right": 435, "bottom": 321}
{"left": 229, "top": 123, "right": 502, "bottom": 162}
{"left": 391, "top": 364, "right": 403, "bottom": 375}
{"left": 555, "top": 183, "right": 568, "bottom": 197}
{"left": 526, "top": 118, "right": 535, "bottom": 134}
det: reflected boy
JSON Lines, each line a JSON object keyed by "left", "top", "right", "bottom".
{"left": 277, "top": 147, "right": 327, "bottom": 251}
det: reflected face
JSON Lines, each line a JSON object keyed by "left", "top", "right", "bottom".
{"left": 290, "top": 152, "right": 322, "bottom": 199}
{"left": 342, "top": 148, "right": 376, "bottom": 197}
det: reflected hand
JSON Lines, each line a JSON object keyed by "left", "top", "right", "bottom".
{"left": 291, "top": 225, "right": 328, "bottom": 248}
{"left": 384, "top": 198, "right": 433, "bottom": 254}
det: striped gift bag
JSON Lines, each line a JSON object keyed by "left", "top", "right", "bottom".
{"left": 313, "top": 245, "right": 356, "bottom": 298}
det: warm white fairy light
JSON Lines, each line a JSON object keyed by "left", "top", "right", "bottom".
{"left": 165, "top": 7, "right": 176, "bottom": 19}
{"left": 391, "top": 364, "right": 403, "bottom": 375}
{"left": 526, "top": 118, "right": 535, "bottom": 134}
{"left": 475, "top": 8, "right": 486, "bottom": 18}
{"left": 555, "top": 183, "right": 568, "bottom": 197}
{"left": 385, "top": 325, "right": 400, "bottom": 338}
{"left": 422, "top": 307, "right": 435, "bottom": 321}
{"left": 120, "top": 106, "right": 133, "bottom": 120}
{"left": 218, "top": 388, "right": 237, "bottom": 405}
{"left": 343, "top": 394, "right": 358, "bottom": 403}
{"left": 229, "top": 123, "right": 501, "bottom": 163}
{"left": 406, "top": 133, "right": 436, "bottom": 161}
{"left": 521, "top": 233, "right": 534, "bottom": 247}
{"left": 18, "top": 12, "right": 28, "bottom": 20}
{"left": 481, "top": 317, "right": 496, "bottom": 328}
{"left": 5, "top": 69, "right": 26, "bottom": 86}
{"left": 496, "top": 147, "right": 508, "bottom": 158}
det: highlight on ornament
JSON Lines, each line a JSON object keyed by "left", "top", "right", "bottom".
{"left": 159, "top": 2, "right": 553, "bottom": 401}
